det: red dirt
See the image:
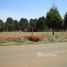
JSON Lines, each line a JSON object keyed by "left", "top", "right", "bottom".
{"left": 0, "top": 36, "right": 18, "bottom": 42}
{"left": 64, "top": 35, "right": 67, "bottom": 38}
{"left": 0, "top": 35, "right": 46, "bottom": 42}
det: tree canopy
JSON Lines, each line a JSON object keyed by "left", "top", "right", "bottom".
{"left": 36, "top": 16, "right": 46, "bottom": 32}
{"left": 64, "top": 12, "right": 67, "bottom": 30}
{"left": 5, "top": 17, "right": 14, "bottom": 31}
{"left": 19, "top": 18, "right": 29, "bottom": 31}
{"left": 46, "top": 7, "right": 63, "bottom": 35}
{"left": 0, "top": 6, "right": 66, "bottom": 33}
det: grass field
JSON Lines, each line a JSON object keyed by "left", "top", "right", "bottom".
{"left": 0, "top": 32, "right": 67, "bottom": 36}
{"left": 0, "top": 32, "right": 67, "bottom": 46}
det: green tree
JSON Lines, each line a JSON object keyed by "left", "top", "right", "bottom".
{"left": 19, "top": 18, "right": 29, "bottom": 31}
{"left": 14, "top": 20, "right": 19, "bottom": 31}
{"left": 30, "top": 18, "right": 37, "bottom": 31}
{"left": 64, "top": 12, "right": 67, "bottom": 31}
{"left": 29, "top": 18, "right": 37, "bottom": 36}
{"left": 0, "top": 19, "right": 4, "bottom": 31}
{"left": 46, "top": 7, "right": 63, "bottom": 35}
{"left": 36, "top": 16, "right": 46, "bottom": 32}
{"left": 5, "top": 17, "right": 14, "bottom": 31}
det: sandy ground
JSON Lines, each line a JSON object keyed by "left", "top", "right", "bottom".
{"left": 0, "top": 42, "right": 67, "bottom": 67}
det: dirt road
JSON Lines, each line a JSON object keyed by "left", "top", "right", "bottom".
{"left": 0, "top": 42, "right": 67, "bottom": 67}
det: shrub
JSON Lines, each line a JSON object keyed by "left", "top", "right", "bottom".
{"left": 25, "top": 36, "right": 43, "bottom": 42}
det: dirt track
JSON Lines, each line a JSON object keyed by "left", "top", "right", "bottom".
{"left": 0, "top": 42, "right": 67, "bottom": 67}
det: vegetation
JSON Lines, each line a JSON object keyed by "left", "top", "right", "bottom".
{"left": 0, "top": 6, "right": 67, "bottom": 36}
{"left": 46, "top": 7, "right": 63, "bottom": 35}
{"left": 64, "top": 12, "right": 67, "bottom": 31}
{"left": 0, "top": 32, "right": 67, "bottom": 46}
{"left": 36, "top": 16, "right": 47, "bottom": 32}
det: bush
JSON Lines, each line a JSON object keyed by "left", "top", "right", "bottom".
{"left": 25, "top": 36, "right": 43, "bottom": 42}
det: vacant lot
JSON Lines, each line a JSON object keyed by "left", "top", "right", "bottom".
{"left": 0, "top": 32, "right": 67, "bottom": 45}
{"left": 0, "top": 32, "right": 67, "bottom": 37}
{"left": 0, "top": 32, "right": 67, "bottom": 67}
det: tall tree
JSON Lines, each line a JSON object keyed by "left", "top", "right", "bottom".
{"left": 19, "top": 18, "right": 29, "bottom": 31}
{"left": 5, "top": 17, "right": 14, "bottom": 31}
{"left": 14, "top": 20, "right": 19, "bottom": 31}
{"left": 0, "top": 19, "right": 4, "bottom": 31}
{"left": 30, "top": 18, "right": 37, "bottom": 32}
{"left": 29, "top": 18, "right": 37, "bottom": 36}
{"left": 46, "top": 6, "right": 63, "bottom": 35}
{"left": 36, "top": 16, "right": 46, "bottom": 32}
{"left": 64, "top": 12, "right": 67, "bottom": 31}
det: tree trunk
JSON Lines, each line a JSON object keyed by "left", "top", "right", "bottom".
{"left": 32, "top": 27, "right": 33, "bottom": 37}
{"left": 52, "top": 28, "right": 54, "bottom": 36}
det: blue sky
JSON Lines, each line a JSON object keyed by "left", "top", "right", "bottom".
{"left": 0, "top": 0, "right": 67, "bottom": 21}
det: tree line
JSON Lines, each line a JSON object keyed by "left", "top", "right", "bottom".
{"left": 0, "top": 7, "right": 67, "bottom": 35}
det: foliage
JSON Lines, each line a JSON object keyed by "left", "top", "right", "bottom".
{"left": 29, "top": 18, "right": 37, "bottom": 32}
{"left": 64, "top": 12, "right": 67, "bottom": 30}
{"left": 36, "top": 16, "right": 47, "bottom": 31}
{"left": 0, "top": 7, "right": 66, "bottom": 32}
{"left": 5, "top": 17, "right": 14, "bottom": 31}
{"left": 19, "top": 18, "right": 29, "bottom": 31}
{"left": 46, "top": 7, "right": 63, "bottom": 35}
{"left": 25, "top": 36, "right": 43, "bottom": 42}
{"left": 0, "top": 19, "right": 4, "bottom": 31}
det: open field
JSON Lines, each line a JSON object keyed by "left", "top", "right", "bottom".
{"left": 0, "top": 32, "right": 67, "bottom": 46}
{"left": 0, "top": 32, "right": 67, "bottom": 67}
{"left": 0, "top": 42, "right": 67, "bottom": 67}
{"left": 0, "top": 32, "right": 67, "bottom": 37}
